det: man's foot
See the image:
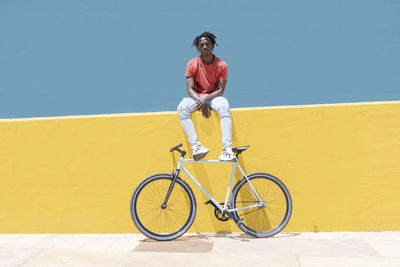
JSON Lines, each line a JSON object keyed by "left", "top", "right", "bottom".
{"left": 192, "top": 144, "right": 209, "bottom": 161}
{"left": 219, "top": 147, "right": 237, "bottom": 162}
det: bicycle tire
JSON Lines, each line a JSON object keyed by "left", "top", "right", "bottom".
{"left": 230, "top": 172, "right": 292, "bottom": 238}
{"left": 130, "top": 173, "right": 197, "bottom": 241}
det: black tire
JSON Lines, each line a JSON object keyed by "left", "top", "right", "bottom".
{"left": 230, "top": 172, "right": 292, "bottom": 238}
{"left": 130, "top": 173, "right": 197, "bottom": 241}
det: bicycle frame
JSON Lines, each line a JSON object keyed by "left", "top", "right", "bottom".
{"left": 174, "top": 156, "right": 265, "bottom": 215}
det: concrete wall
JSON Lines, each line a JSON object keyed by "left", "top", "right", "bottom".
{"left": 1, "top": 101, "right": 399, "bottom": 233}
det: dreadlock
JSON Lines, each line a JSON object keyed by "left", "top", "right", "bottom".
{"left": 192, "top": 32, "right": 218, "bottom": 47}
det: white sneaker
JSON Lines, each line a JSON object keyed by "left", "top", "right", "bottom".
{"left": 192, "top": 144, "right": 209, "bottom": 161}
{"left": 219, "top": 147, "right": 237, "bottom": 161}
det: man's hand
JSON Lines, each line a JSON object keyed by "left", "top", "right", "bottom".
{"left": 196, "top": 96, "right": 209, "bottom": 110}
{"left": 201, "top": 105, "right": 212, "bottom": 118}
{"left": 196, "top": 96, "right": 211, "bottom": 118}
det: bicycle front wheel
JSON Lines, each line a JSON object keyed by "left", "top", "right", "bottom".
{"left": 230, "top": 172, "right": 292, "bottom": 238}
{"left": 130, "top": 173, "right": 197, "bottom": 241}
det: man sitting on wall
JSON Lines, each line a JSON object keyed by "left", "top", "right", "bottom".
{"left": 177, "top": 32, "right": 236, "bottom": 162}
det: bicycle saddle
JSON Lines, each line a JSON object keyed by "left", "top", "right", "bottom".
{"left": 232, "top": 145, "right": 250, "bottom": 153}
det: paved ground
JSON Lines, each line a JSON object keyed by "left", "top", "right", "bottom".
{"left": 0, "top": 232, "right": 399, "bottom": 266}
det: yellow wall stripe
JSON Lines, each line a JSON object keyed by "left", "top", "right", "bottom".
{"left": 1, "top": 101, "right": 400, "bottom": 233}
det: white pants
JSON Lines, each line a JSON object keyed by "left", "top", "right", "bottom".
{"left": 177, "top": 96, "right": 232, "bottom": 148}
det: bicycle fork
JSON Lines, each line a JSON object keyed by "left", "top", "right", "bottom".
{"left": 161, "top": 170, "right": 180, "bottom": 209}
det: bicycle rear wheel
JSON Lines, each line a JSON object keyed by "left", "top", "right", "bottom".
{"left": 130, "top": 173, "right": 197, "bottom": 241}
{"left": 230, "top": 172, "right": 292, "bottom": 238}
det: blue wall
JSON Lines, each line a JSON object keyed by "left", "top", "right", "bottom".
{"left": 1, "top": 0, "right": 399, "bottom": 118}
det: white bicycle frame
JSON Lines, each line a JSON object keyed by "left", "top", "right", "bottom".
{"left": 176, "top": 157, "right": 265, "bottom": 214}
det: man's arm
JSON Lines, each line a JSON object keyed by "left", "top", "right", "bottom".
{"left": 186, "top": 77, "right": 200, "bottom": 101}
{"left": 186, "top": 77, "right": 211, "bottom": 118}
{"left": 203, "top": 80, "right": 227, "bottom": 101}
{"left": 196, "top": 79, "right": 227, "bottom": 108}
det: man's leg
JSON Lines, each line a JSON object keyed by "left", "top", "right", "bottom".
{"left": 209, "top": 96, "right": 232, "bottom": 148}
{"left": 177, "top": 97, "right": 209, "bottom": 160}
{"left": 177, "top": 97, "right": 200, "bottom": 147}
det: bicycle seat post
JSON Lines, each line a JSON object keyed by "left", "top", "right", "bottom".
{"left": 170, "top": 143, "right": 186, "bottom": 158}
{"left": 176, "top": 148, "right": 186, "bottom": 158}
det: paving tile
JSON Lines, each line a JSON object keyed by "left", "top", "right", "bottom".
{"left": 184, "top": 232, "right": 243, "bottom": 239}
{"left": 108, "top": 234, "right": 143, "bottom": 252}
{"left": 338, "top": 231, "right": 400, "bottom": 241}
{"left": 134, "top": 239, "right": 214, "bottom": 253}
{"left": 182, "top": 232, "right": 253, "bottom": 242}
{"left": 0, "top": 248, "right": 43, "bottom": 266}
{"left": 365, "top": 240, "right": 400, "bottom": 258}
{"left": 31, "top": 234, "right": 71, "bottom": 249}
{"left": 80, "top": 234, "right": 124, "bottom": 250}
{"left": 1, "top": 234, "right": 49, "bottom": 249}
{"left": 23, "top": 249, "right": 127, "bottom": 267}
{"left": 299, "top": 256, "right": 400, "bottom": 267}
{"left": 52, "top": 234, "right": 98, "bottom": 249}
{"left": 213, "top": 238, "right": 381, "bottom": 257}
{"left": 121, "top": 252, "right": 300, "bottom": 267}
{"left": 0, "top": 235, "right": 20, "bottom": 247}
{"left": 285, "top": 231, "right": 400, "bottom": 241}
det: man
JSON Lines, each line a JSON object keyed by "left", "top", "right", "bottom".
{"left": 177, "top": 32, "right": 236, "bottom": 161}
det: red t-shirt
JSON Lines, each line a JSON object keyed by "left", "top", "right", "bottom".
{"left": 185, "top": 56, "right": 228, "bottom": 95}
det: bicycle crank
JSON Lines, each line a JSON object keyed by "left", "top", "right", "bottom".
{"left": 204, "top": 201, "right": 231, "bottom": 222}
{"left": 214, "top": 203, "right": 230, "bottom": 221}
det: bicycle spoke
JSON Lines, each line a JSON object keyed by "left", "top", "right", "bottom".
{"left": 237, "top": 207, "right": 262, "bottom": 217}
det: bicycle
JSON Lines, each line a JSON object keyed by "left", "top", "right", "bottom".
{"left": 130, "top": 143, "right": 292, "bottom": 241}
